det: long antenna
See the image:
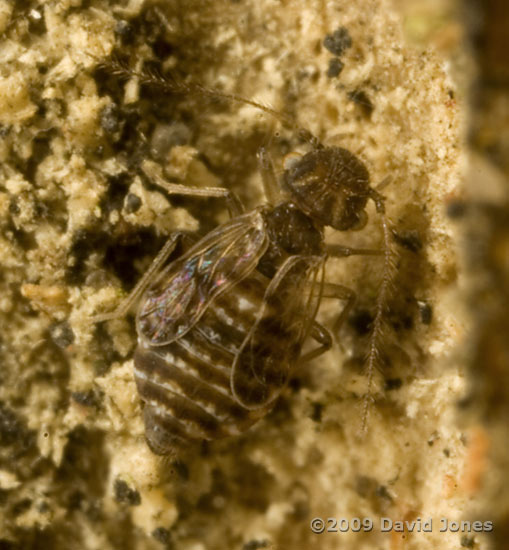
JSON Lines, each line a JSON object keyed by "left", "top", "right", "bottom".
{"left": 97, "top": 55, "right": 320, "bottom": 147}
{"left": 361, "top": 211, "right": 397, "bottom": 432}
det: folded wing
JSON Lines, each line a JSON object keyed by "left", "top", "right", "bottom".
{"left": 231, "top": 255, "right": 325, "bottom": 409}
{"left": 137, "top": 209, "right": 269, "bottom": 346}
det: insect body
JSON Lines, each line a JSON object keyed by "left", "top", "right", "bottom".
{"left": 93, "top": 60, "right": 392, "bottom": 454}
{"left": 95, "top": 140, "right": 388, "bottom": 454}
{"left": 133, "top": 205, "right": 323, "bottom": 453}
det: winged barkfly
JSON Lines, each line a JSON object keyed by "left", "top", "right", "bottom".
{"left": 93, "top": 61, "right": 393, "bottom": 454}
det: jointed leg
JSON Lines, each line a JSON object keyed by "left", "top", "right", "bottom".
{"left": 320, "top": 282, "right": 357, "bottom": 334}
{"left": 299, "top": 321, "right": 332, "bottom": 363}
{"left": 299, "top": 282, "right": 356, "bottom": 365}
{"left": 257, "top": 146, "right": 281, "bottom": 205}
{"left": 302, "top": 279, "right": 357, "bottom": 336}
{"left": 142, "top": 160, "right": 244, "bottom": 217}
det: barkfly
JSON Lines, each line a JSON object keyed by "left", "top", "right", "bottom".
{"left": 92, "top": 57, "right": 395, "bottom": 455}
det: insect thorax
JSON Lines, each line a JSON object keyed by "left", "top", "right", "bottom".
{"left": 257, "top": 201, "right": 323, "bottom": 279}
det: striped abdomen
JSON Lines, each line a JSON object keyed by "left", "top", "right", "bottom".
{"left": 134, "top": 275, "right": 302, "bottom": 454}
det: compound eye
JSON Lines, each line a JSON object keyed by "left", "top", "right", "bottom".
{"left": 350, "top": 210, "right": 368, "bottom": 231}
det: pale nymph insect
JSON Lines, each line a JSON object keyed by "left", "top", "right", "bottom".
{"left": 93, "top": 61, "right": 393, "bottom": 455}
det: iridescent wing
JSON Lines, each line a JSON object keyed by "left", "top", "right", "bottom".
{"left": 230, "top": 254, "right": 326, "bottom": 409}
{"left": 136, "top": 208, "right": 269, "bottom": 346}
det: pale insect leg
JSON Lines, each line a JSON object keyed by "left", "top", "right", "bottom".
{"left": 298, "top": 241, "right": 386, "bottom": 348}
{"left": 298, "top": 282, "right": 356, "bottom": 364}
{"left": 91, "top": 232, "right": 190, "bottom": 322}
{"left": 142, "top": 160, "right": 244, "bottom": 217}
{"left": 323, "top": 244, "right": 385, "bottom": 331}
{"left": 257, "top": 146, "right": 281, "bottom": 206}
{"left": 321, "top": 282, "right": 357, "bottom": 334}
{"left": 299, "top": 321, "right": 332, "bottom": 363}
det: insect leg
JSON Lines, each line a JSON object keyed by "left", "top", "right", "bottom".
{"left": 92, "top": 232, "right": 192, "bottom": 322}
{"left": 257, "top": 146, "right": 281, "bottom": 205}
{"left": 299, "top": 321, "right": 332, "bottom": 363}
{"left": 142, "top": 160, "right": 244, "bottom": 217}
{"left": 320, "top": 282, "right": 357, "bottom": 334}
{"left": 301, "top": 280, "right": 357, "bottom": 341}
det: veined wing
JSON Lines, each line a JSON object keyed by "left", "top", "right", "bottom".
{"left": 230, "top": 254, "right": 326, "bottom": 409}
{"left": 136, "top": 208, "right": 269, "bottom": 346}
